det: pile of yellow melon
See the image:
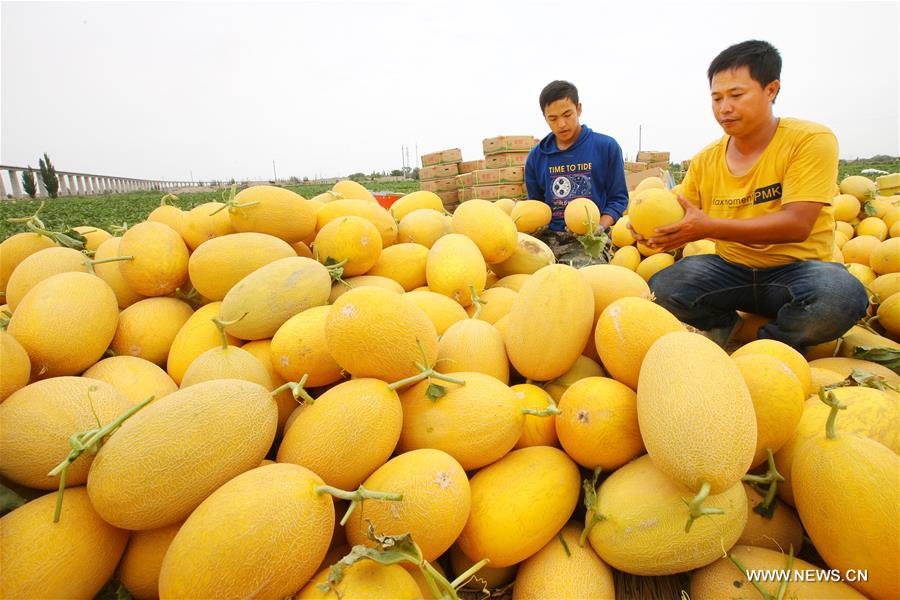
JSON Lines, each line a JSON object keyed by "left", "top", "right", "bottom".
{"left": 0, "top": 179, "right": 897, "bottom": 600}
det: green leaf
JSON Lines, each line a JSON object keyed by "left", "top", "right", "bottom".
{"left": 862, "top": 200, "right": 877, "bottom": 217}
{"left": 752, "top": 498, "right": 776, "bottom": 519}
{"left": 852, "top": 346, "right": 900, "bottom": 375}
{"left": 425, "top": 383, "right": 447, "bottom": 402}
{"left": 0, "top": 483, "right": 26, "bottom": 516}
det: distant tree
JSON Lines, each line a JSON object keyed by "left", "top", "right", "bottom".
{"left": 38, "top": 153, "right": 59, "bottom": 198}
{"left": 21, "top": 168, "right": 37, "bottom": 198}
{"left": 390, "top": 169, "right": 404, "bottom": 177}
{"left": 349, "top": 172, "right": 366, "bottom": 180}
{"left": 411, "top": 167, "right": 420, "bottom": 181}
{"left": 303, "top": 176, "right": 309, "bottom": 182}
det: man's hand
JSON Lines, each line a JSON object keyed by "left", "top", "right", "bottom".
{"left": 592, "top": 214, "right": 615, "bottom": 235}
{"left": 632, "top": 195, "right": 712, "bottom": 252}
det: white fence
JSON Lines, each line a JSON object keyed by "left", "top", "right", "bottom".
{"left": 0, "top": 165, "right": 195, "bottom": 199}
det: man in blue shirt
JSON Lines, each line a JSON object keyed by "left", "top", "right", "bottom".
{"left": 525, "top": 80, "right": 629, "bottom": 266}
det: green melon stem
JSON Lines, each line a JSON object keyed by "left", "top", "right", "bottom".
{"left": 521, "top": 405, "right": 561, "bottom": 417}
{"left": 448, "top": 558, "right": 490, "bottom": 590}
{"left": 211, "top": 314, "right": 245, "bottom": 350}
{"left": 315, "top": 485, "right": 403, "bottom": 527}
{"left": 209, "top": 184, "right": 239, "bottom": 215}
{"left": 83, "top": 255, "right": 134, "bottom": 274}
{"left": 272, "top": 375, "right": 316, "bottom": 405}
{"left": 773, "top": 545, "right": 795, "bottom": 600}
{"left": 817, "top": 388, "right": 846, "bottom": 440}
{"left": 6, "top": 201, "right": 46, "bottom": 224}
{"left": 387, "top": 339, "right": 466, "bottom": 393}
{"left": 684, "top": 482, "right": 724, "bottom": 533}
{"left": 48, "top": 395, "right": 154, "bottom": 522}
{"left": 579, "top": 466, "right": 606, "bottom": 546}
{"left": 159, "top": 193, "right": 179, "bottom": 206}
{"left": 0, "top": 309, "right": 11, "bottom": 330}
{"left": 742, "top": 449, "right": 784, "bottom": 519}
{"left": 468, "top": 286, "right": 485, "bottom": 320}
{"left": 728, "top": 553, "right": 775, "bottom": 600}
{"left": 23, "top": 220, "right": 87, "bottom": 251}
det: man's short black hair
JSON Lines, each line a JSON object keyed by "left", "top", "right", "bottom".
{"left": 707, "top": 40, "right": 782, "bottom": 89}
{"left": 539, "top": 80, "right": 579, "bottom": 113}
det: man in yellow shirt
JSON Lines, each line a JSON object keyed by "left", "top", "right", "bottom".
{"left": 635, "top": 40, "right": 868, "bottom": 351}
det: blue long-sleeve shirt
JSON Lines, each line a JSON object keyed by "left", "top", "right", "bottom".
{"left": 525, "top": 125, "right": 629, "bottom": 232}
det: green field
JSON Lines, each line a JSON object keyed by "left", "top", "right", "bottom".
{"left": 0, "top": 180, "right": 421, "bottom": 239}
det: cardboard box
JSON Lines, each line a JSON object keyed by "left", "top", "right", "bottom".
{"left": 421, "top": 151, "right": 443, "bottom": 167}
{"left": 681, "top": 160, "right": 691, "bottom": 172}
{"left": 440, "top": 148, "right": 463, "bottom": 163}
{"left": 625, "top": 167, "right": 667, "bottom": 192}
{"left": 420, "top": 163, "right": 459, "bottom": 181}
{"left": 420, "top": 180, "right": 439, "bottom": 192}
{"left": 485, "top": 152, "right": 529, "bottom": 169}
{"left": 458, "top": 159, "right": 485, "bottom": 174}
{"left": 437, "top": 190, "right": 459, "bottom": 204}
{"left": 458, "top": 187, "right": 474, "bottom": 202}
{"left": 646, "top": 160, "right": 670, "bottom": 170}
{"left": 498, "top": 183, "right": 526, "bottom": 198}
{"left": 483, "top": 135, "right": 537, "bottom": 156}
{"left": 456, "top": 172, "right": 474, "bottom": 189}
{"left": 624, "top": 161, "right": 648, "bottom": 172}
{"left": 472, "top": 169, "right": 500, "bottom": 186}
{"left": 472, "top": 185, "right": 500, "bottom": 200}
{"left": 499, "top": 166, "right": 525, "bottom": 183}
{"left": 637, "top": 151, "right": 670, "bottom": 163}
{"left": 877, "top": 173, "right": 899, "bottom": 190}
{"left": 433, "top": 177, "right": 458, "bottom": 193}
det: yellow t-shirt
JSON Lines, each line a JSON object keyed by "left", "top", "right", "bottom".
{"left": 678, "top": 117, "right": 838, "bottom": 268}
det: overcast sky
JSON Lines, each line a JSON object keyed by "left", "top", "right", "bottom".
{"left": 2, "top": 0, "right": 898, "bottom": 183}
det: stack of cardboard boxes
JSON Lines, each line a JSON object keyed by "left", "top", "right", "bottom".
{"left": 624, "top": 150, "right": 671, "bottom": 191}
{"left": 420, "top": 148, "right": 464, "bottom": 208}
{"left": 457, "top": 135, "right": 537, "bottom": 202}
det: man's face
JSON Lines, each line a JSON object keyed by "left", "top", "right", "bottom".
{"left": 543, "top": 98, "right": 582, "bottom": 146}
{"left": 710, "top": 66, "right": 779, "bottom": 137}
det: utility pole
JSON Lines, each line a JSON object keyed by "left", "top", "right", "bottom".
{"left": 638, "top": 125, "right": 642, "bottom": 156}
{"left": 190, "top": 170, "right": 194, "bottom": 184}
{"left": 272, "top": 160, "right": 277, "bottom": 182}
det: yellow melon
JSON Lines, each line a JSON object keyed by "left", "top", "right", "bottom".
{"left": 297, "top": 561, "right": 420, "bottom": 599}
{"left": 563, "top": 198, "right": 600, "bottom": 235}
{"left": 506, "top": 264, "right": 594, "bottom": 381}
{"left": 610, "top": 245, "right": 641, "bottom": 270}
{"left": 449, "top": 543, "right": 518, "bottom": 590}
{"left": 451, "top": 199, "right": 518, "bottom": 264}
{"left": 610, "top": 215, "right": 635, "bottom": 247}
{"left": 87, "top": 379, "right": 277, "bottom": 530}
{"left": 839, "top": 175, "right": 876, "bottom": 201}
{"left": 886, "top": 205, "right": 900, "bottom": 229}
{"left": 490, "top": 273, "right": 530, "bottom": 292}
{"left": 489, "top": 233, "right": 555, "bottom": 278}
{"left": 325, "top": 286, "right": 438, "bottom": 382}
{"left": 316, "top": 198, "right": 398, "bottom": 248}
{"left": 271, "top": 305, "right": 342, "bottom": 388}
{"left": 159, "top": 464, "right": 335, "bottom": 599}
{"left": 180, "top": 201, "right": 236, "bottom": 250}
{"left": 426, "top": 233, "right": 487, "bottom": 307}
{"left": 732, "top": 338, "right": 812, "bottom": 397}
{"left": 71, "top": 225, "right": 111, "bottom": 252}
{"left": 398, "top": 372, "right": 523, "bottom": 470}
{"left": 402, "top": 290, "right": 468, "bottom": 336}
{"left": 891, "top": 220, "right": 900, "bottom": 237}
{"left": 495, "top": 197, "right": 516, "bottom": 214}
{"left": 834, "top": 229, "right": 850, "bottom": 248}
{"left": 870, "top": 237, "right": 899, "bottom": 274}
{"left": 344, "top": 448, "right": 470, "bottom": 562}
{"left": 227, "top": 185, "right": 316, "bottom": 243}
{"left": 118, "top": 221, "right": 190, "bottom": 297}
{"left": 0, "top": 377, "right": 132, "bottom": 489}
{"left": 835, "top": 324, "right": 900, "bottom": 358}
{"left": 118, "top": 521, "right": 183, "bottom": 600}
{"left": 329, "top": 275, "right": 404, "bottom": 303}
{"left": 733, "top": 312, "right": 771, "bottom": 344}
{"left": 147, "top": 201, "right": 184, "bottom": 234}
{"left": 277, "top": 378, "right": 402, "bottom": 490}
{"left": 292, "top": 239, "right": 314, "bottom": 258}
{"left": 165, "top": 301, "right": 241, "bottom": 384}
{"left": 691, "top": 545, "right": 866, "bottom": 599}
{"left": 856, "top": 216, "right": 888, "bottom": 241}
{"left": 833, "top": 194, "right": 862, "bottom": 222}
{"left": 435, "top": 319, "right": 509, "bottom": 384}
{"left": 793, "top": 402, "right": 898, "bottom": 600}
{"left": 543, "top": 355, "right": 606, "bottom": 403}
{"left": 841, "top": 234, "right": 881, "bottom": 266}
{"left": 737, "top": 483, "right": 804, "bottom": 552}
{"left": 512, "top": 522, "right": 615, "bottom": 600}
{"left": 0, "top": 232, "right": 56, "bottom": 295}
{"left": 83, "top": 356, "right": 177, "bottom": 406}
{"left": 0, "top": 487, "right": 129, "bottom": 599}
{"left": 366, "top": 243, "right": 429, "bottom": 291}
{"left": 870, "top": 272, "right": 900, "bottom": 301}
{"left": 634, "top": 176, "right": 666, "bottom": 194}
{"left": 877, "top": 291, "right": 900, "bottom": 336}
{"left": 8, "top": 272, "right": 119, "bottom": 378}
{"left": 636, "top": 240, "right": 663, "bottom": 256}
{"left": 240, "top": 339, "right": 298, "bottom": 435}
{"left": 733, "top": 354, "right": 804, "bottom": 467}
{"left": 180, "top": 342, "right": 271, "bottom": 390}
{"left": 638, "top": 332, "right": 756, "bottom": 493}
{"left": 188, "top": 232, "right": 296, "bottom": 300}
{"left": 314, "top": 215, "right": 382, "bottom": 276}
{"left": 332, "top": 179, "right": 376, "bottom": 202}
{"left": 5, "top": 246, "right": 89, "bottom": 312}
{"left": 0, "top": 330, "right": 30, "bottom": 402}
{"left": 556, "top": 376, "right": 643, "bottom": 470}
{"left": 594, "top": 297, "right": 684, "bottom": 390}
{"left": 93, "top": 237, "right": 144, "bottom": 308}
{"left": 809, "top": 366, "right": 845, "bottom": 390}
{"left": 808, "top": 356, "right": 898, "bottom": 383}
{"left": 219, "top": 256, "right": 332, "bottom": 340}
{"left": 835, "top": 219, "right": 856, "bottom": 238}
{"left": 635, "top": 252, "right": 675, "bottom": 281}
{"left": 111, "top": 297, "right": 193, "bottom": 366}
{"left": 465, "top": 286, "right": 517, "bottom": 324}
{"left": 846, "top": 262, "right": 877, "bottom": 286}
{"left": 391, "top": 190, "right": 444, "bottom": 221}
{"left": 585, "top": 454, "right": 747, "bottom": 576}
{"left": 511, "top": 383, "right": 559, "bottom": 449}
{"left": 578, "top": 264, "right": 651, "bottom": 325}
{"left": 510, "top": 199, "right": 552, "bottom": 234}
{"left": 458, "top": 446, "right": 581, "bottom": 568}
{"left": 628, "top": 188, "right": 684, "bottom": 238}
{"left": 397, "top": 208, "right": 451, "bottom": 248}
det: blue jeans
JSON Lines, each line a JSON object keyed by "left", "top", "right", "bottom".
{"left": 649, "top": 254, "right": 869, "bottom": 351}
